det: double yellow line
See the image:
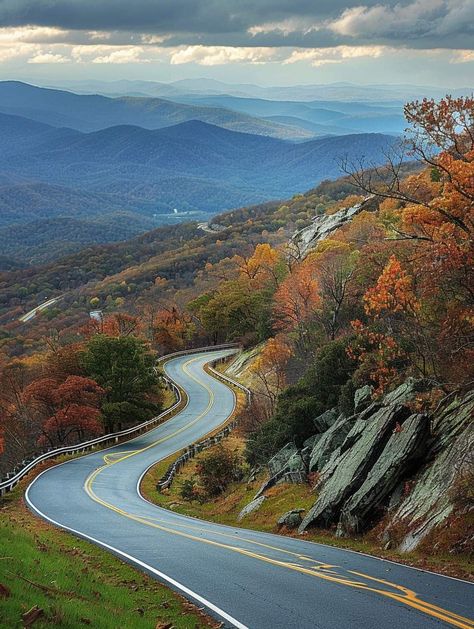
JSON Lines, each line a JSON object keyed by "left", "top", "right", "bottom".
{"left": 84, "top": 356, "right": 474, "bottom": 629}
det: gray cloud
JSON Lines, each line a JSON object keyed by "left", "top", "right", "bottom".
{"left": 0, "top": 0, "right": 473, "bottom": 49}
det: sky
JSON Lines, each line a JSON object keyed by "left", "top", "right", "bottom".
{"left": 0, "top": 0, "right": 473, "bottom": 88}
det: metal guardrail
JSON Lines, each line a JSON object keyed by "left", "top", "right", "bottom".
{"left": 157, "top": 357, "right": 252, "bottom": 491}
{"left": 0, "top": 343, "right": 241, "bottom": 497}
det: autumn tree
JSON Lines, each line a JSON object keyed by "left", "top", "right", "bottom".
{"left": 0, "top": 360, "right": 35, "bottom": 471}
{"left": 234, "top": 243, "right": 283, "bottom": 289}
{"left": 250, "top": 336, "right": 292, "bottom": 417}
{"left": 306, "top": 240, "right": 361, "bottom": 340}
{"left": 152, "top": 305, "right": 196, "bottom": 353}
{"left": 273, "top": 262, "right": 320, "bottom": 354}
{"left": 24, "top": 376, "right": 104, "bottom": 447}
{"left": 343, "top": 96, "right": 474, "bottom": 390}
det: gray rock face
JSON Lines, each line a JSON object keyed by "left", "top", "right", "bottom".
{"left": 354, "top": 385, "right": 373, "bottom": 413}
{"left": 277, "top": 509, "right": 306, "bottom": 530}
{"left": 301, "top": 434, "right": 321, "bottom": 465}
{"left": 338, "top": 413, "right": 430, "bottom": 535}
{"left": 300, "top": 404, "right": 410, "bottom": 531}
{"left": 430, "top": 390, "right": 474, "bottom": 455}
{"left": 313, "top": 408, "right": 338, "bottom": 432}
{"left": 396, "top": 423, "right": 473, "bottom": 552}
{"left": 238, "top": 495, "right": 266, "bottom": 521}
{"left": 386, "top": 392, "right": 474, "bottom": 552}
{"left": 308, "top": 415, "right": 355, "bottom": 472}
{"left": 383, "top": 378, "right": 428, "bottom": 406}
{"left": 268, "top": 442, "right": 298, "bottom": 477}
{"left": 286, "top": 452, "right": 306, "bottom": 473}
{"left": 293, "top": 197, "right": 373, "bottom": 258}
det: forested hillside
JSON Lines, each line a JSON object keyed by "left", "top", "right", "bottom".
{"left": 0, "top": 100, "right": 397, "bottom": 265}
{"left": 1, "top": 97, "right": 472, "bottom": 563}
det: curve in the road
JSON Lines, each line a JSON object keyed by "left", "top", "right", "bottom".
{"left": 26, "top": 350, "right": 474, "bottom": 629}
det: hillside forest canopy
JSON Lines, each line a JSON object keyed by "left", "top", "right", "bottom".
{"left": 0, "top": 96, "right": 472, "bottom": 476}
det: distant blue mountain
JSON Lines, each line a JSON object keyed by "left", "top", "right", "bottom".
{"left": 0, "top": 113, "right": 397, "bottom": 217}
{"left": 0, "top": 81, "right": 311, "bottom": 140}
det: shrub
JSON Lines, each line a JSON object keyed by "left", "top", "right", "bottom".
{"left": 179, "top": 478, "right": 199, "bottom": 502}
{"left": 196, "top": 446, "right": 243, "bottom": 497}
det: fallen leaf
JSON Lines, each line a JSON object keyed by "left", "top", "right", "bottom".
{"left": 0, "top": 583, "right": 11, "bottom": 598}
{"left": 21, "top": 605, "right": 44, "bottom": 627}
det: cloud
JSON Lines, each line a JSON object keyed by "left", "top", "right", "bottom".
{"left": 28, "top": 52, "right": 70, "bottom": 63}
{"left": 170, "top": 45, "right": 280, "bottom": 66}
{"left": 284, "top": 45, "right": 387, "bottom": 67}
{"left": 0, "top": 1, "right": 472, "bottom": 50}
{"left": 91, "top": 47, "right": 150, "bottom": 64}
{"left": 248, "top": 18, "right": 322, "bottom": 37}
{"left": 328, "top": 0, "right": 474, "bottom": 43}
{"left": 70, "top": 44, "right": 153, "bottom": 64}
{"left": 451, "top": 49, "right": 474, "bottom": 63}
{"left": 0, "top": 25, "right": 69, "bottom": 43}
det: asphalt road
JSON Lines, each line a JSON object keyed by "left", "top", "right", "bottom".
{"left": 27, "top": 350, "right": 474, "bottom": 629}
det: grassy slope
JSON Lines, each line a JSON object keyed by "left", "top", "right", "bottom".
{"left": 141, "top": 435, "right": 474, "bottom": 582}
{"left": 0, "top": 464, "right": 218, "bottom": 629}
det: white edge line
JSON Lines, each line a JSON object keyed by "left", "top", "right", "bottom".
{"left": 24, "top": 473, "right": 247, "bottom": 629}
{"left": 24, "top": 351, "right": 248, "bottom": 629}
{"left": 24, "top": 347, "right": 474, "bottom": 606}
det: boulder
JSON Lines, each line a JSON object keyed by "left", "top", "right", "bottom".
{"left": 277, "top": 509, "right": 306, "bottom": 530}
{"left": 301, "top": 434, "right": 321, "bottom": 466}
{"left": 308, "top": 415, "right": 355, "bottom": 472}
{"left": 303, "top": 434, "right": 321, "bottom": 450}
{"left": 268, "top": 442, "right": 298, "bottom": 477}
{"left": 238, "top": 495, "right": 266, "bottom": 521}
{"left": 316, "top": 447, "right": 343, "bottom": 486}
{"left": 299, "top": 404, "right": 411, "bottom": 531}
{"left": 313, "top": 408, "right": 338, "bottom": 433}
{"left": 338, "top": 413, "right": 430, "bottom": 535}
{"left": 354, "top": 385, "right": 373, "bottom": 413}
{"left": 254, "top": 471, "right": 284, "bottom": 499}
{"left": 286, "top": 452, "right": 306, "bottom": 473}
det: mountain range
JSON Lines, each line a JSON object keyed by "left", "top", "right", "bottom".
{"left": 0, "top": 81, "right": 310, "bottom": 140}
{"left": 38, "top": 78, "right": 474, "bottom": 103}
{"left": 0, "top": 81, "right": 399, "bottom": 266}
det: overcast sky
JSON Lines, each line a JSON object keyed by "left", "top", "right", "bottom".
{"left": 0, "top": 0, "right": 473, "bottom": 87}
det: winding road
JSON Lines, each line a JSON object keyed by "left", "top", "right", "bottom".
{"left": 27, "top": 350, "right": 474, "bottom": 629}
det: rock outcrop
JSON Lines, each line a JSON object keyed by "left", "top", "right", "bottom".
{"left": 300, "top": 403, "right": 411, "bottom": 531}
{"left": 238, "top": 495, "right": 266, "bottom": 521}
{"left": 338, "top": 413, "right": 430, "bottom": 536}
{"left": 292, "top": 197, "right": 374, "bottom": 258}
{"left": 250, "top": 379, "right": 472, "bottom": 551}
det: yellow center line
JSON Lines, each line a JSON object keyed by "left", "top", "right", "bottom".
{"left": 84, "top": 355, "right": 474, "bottom": 629}
{"left": 97, "top": 356, "right": 215, "bottom": 469}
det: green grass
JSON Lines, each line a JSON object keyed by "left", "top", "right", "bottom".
{"left": 0, "top": 465, "right": 217, "bottom": 629}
